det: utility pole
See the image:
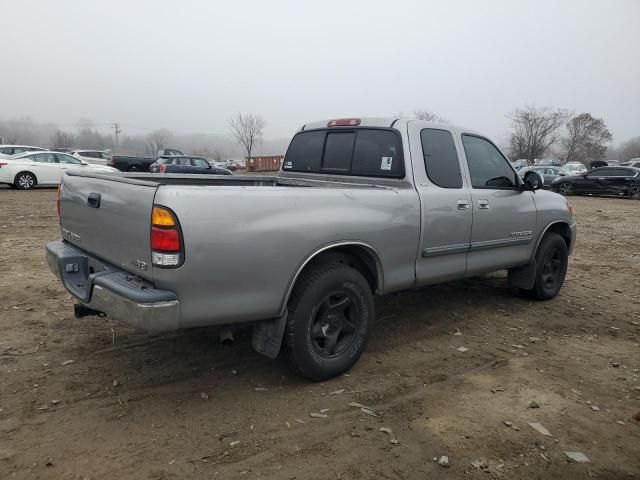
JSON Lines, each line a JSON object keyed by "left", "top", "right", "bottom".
{"left": 111, "top": 123, "right": 121, "bottom": 145}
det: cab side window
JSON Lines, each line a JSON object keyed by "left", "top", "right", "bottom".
{"left": 462, "top": 135, "right": 517, "bottom": 189}
{"left": 420, "top": 129, "right": 462, "bottom": 188}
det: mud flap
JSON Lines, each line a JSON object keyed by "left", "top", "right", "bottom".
{"left": 252, "top": 309, "right": 287, "bottom": 359}
{"left": 508, "top": 260, "right": 537, "bottom": 290}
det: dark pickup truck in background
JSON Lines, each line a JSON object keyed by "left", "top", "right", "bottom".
{"left": 150, "top": 156, "right": 232, "bottom": 175}
{"left": 108, "top": 148, "right": 184, "bottom": 172}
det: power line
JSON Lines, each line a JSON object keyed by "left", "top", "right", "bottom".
{"left": 111, "top": 123, "right": 122, "bottom": 145}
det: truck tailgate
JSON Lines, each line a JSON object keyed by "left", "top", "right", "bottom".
{"left": 59, "top": 172, "right": 158, "bottom": 281}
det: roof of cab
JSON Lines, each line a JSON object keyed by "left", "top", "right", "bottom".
{"left": 299, "top": 117, "right": 481, "bottom": 136}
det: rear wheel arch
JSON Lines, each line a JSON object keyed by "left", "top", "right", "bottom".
{"left": 281, "top": 243, "right": 383, "bottom": 313}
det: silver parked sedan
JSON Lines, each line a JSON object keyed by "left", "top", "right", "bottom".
{"left": 518, "top": 166, "right": 564, "bottom": 187}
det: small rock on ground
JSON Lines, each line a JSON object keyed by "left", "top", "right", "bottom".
{"left": 565, "top": 451, "right": 590, "bottom": 463}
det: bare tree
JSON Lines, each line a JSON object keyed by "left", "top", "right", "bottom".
{"left": 228, "top": 113, "right": 267, "bottom": 160}
{"left": 508, "top": 105, "right": 569, "bottom": 161}
{"left": 619, "top": 136, "right": 640, "bottom": 160}
{"left": 562, "top": 113, "right": 612, "bottom": 163}
{"left": 413, "top": 109, "right": 449, "bottom": 123}
{"left": 51, "top": 130, "right": 75, "bottom": 148}
{"left": 145, "top": 129, "right": 172, "bottom": 157}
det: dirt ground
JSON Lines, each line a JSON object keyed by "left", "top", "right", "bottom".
{"left": 1, "top": 187, "right": 638, "bottom": 480}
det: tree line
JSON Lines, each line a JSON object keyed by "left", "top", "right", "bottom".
{"left": 1, "top": 108, "right": 639, "bottom": 163}
{"left": 416, "top": 105, "right": 639, "bottom": 164}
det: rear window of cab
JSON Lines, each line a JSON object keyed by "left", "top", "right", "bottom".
{"left": 283, "top": 128, "right": 404, "bottom": 178}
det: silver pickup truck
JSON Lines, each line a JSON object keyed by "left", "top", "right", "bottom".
{"left": 46, "top": 117, "right": 576, "bottom": 380}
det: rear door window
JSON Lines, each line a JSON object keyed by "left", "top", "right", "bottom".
{"left": 420, "top": 128, "right": 462, "bottom": 188}
{"left": 192, "top": 158, "right": 209, "bottom": 168}
{"left": 589, "top": 168, "right": 614, "bottom": 177}
{"left": 55, "top": 153, "right": 81, "bottom": 164}
{"left": 35, "top": 153, "right": 56, "bottom": 163}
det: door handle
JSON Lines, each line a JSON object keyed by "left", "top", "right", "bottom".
{"left": 478, "top": 200, "right": 490, "bottom": 209}
{"left": 456, "top": 200, "right": 470, "bottom": 210}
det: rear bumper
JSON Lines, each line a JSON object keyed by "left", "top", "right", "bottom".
{"left": 46, "top": 240, "right": 180, "bottom": 331}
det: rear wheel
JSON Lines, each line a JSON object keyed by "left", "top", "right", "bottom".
{"left": 14, "top": 172, "right": 36, "bottom": 190}
{"left": 527, "top": 232, "right": 568, "bottom": 300}
{"left": 285, "top": 261, "right": 373, "bottom": 381}
{"left": 128, "top": 165, "right": 141, "bottom": 172}
{"left": 558, "top": 182, "right": 573, "bottom": 196}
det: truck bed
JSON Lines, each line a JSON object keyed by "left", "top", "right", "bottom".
{"left": 58, "top": 169, "right": 420, "bottom": 328}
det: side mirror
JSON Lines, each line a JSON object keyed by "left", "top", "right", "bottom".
{"left": 524, "top": 171, "right": 543, "bottom": 191}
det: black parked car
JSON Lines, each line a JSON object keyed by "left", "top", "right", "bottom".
{"left": 551, "top": 166, "right": 640, "bottom": 198}
{"left": 149, "top": 156, "right": 232, "bottom": 175}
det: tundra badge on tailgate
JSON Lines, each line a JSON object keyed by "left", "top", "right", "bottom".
{"left": 133, "top": 259, "right": 148, "bottom": 271}
{"left": 62, "top": 228, "right": 81, "bottom": 243}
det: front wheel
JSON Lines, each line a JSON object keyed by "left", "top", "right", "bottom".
{"left": 14, "top": 172, "right": 36, "bottom": 190}
{"left": 628, "top": 184, "right": 640, "bottom": 199}
{"left": 285, "top": 261, "right": 373, "bottom": 381}
{"left": 558, "top": 182, "right": 573, "bottom": 196}
{"left": 527, "top": 232, "right": 568, "bottom": 300}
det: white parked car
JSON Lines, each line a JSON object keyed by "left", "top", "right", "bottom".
{"left": 0, "top": 144, "right": 47, "bottom": 158}
{"left": 561, "top": 162, "right": 587, "bottom": 175}
{"left": 0, "top": 151, "right": 118, "bottom": 189}
{"left": 71, "top": 150, "right": 112, "bottom": 166}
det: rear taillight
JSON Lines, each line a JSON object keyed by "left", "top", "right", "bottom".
{"left": 159, "top": 164, "right": 166, "bottom": 173}
{"left": 151, "top": 206, "right": 183, "bottom": 267}
{"left": 151, "top": 227, "right": 180, "bottom": 251}
{"left": 0, "top": 162, "right": 7, "bottom": 168}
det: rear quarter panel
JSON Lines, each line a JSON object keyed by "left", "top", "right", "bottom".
{"left": 153, "top": 184, "right": 420, "bottom": 328}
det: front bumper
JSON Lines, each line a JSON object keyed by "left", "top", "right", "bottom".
{"left": 46, "top": 240, "right": 180, "bottom": 331}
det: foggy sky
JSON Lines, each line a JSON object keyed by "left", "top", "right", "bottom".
{"left": 2, "top": 0, "right": 639, "bottom": 144}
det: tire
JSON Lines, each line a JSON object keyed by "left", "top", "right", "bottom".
{"left": 558, "top": 182, "right": 573, "bottom": 196}
{"left": 14, "top": 172, "right": 36, "bottom": 190}
{"left": 628, "top": 184, "right": 640, "bottom": 199}
{"left": 527, "top": 232, "right": 568, "bottom": 300}
{"left": 285, "top": 261, "right": 373, "bottom": 381}
{"left": 128, "top": 165, "right": 141, "bottom": 172}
